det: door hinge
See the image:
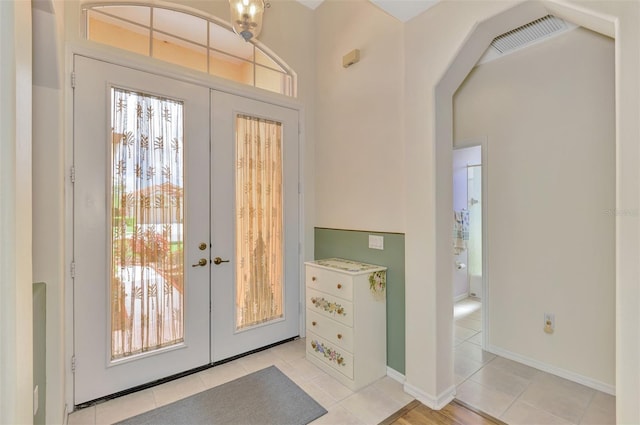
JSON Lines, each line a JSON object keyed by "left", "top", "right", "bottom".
{"left": 70, "top": 261, "right": 76, "bottom": 278}
{"left": 70, "top": 72, "right": 76, "bottom": 89}
{"left": 71, "top": 355, "right": 76, "bottom": 373}
{"left": 70, "top": 166, "right": 76, "bottom": 183}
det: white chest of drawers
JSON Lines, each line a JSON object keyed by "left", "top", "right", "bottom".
{"left": 305, "top": 258, "right": 387, "bottom": 390}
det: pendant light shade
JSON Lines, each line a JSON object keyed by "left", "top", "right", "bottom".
{"left": 229, "top": 0, "right": 265, "bottom": 42}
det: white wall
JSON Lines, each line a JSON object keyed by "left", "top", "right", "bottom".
{"left": 314, "top": 0, "right": 405, "bottom": 233}
{"left": 404, "top": 1, "right": 640, "bottom": 421}
{"left": 454, "top": 27, "right": 615, "bottom": 388}
{"left": 32, "top": 1, "right": 67, "bottom": 423}
{"left": 452, "top": 146, "right": 481, "bottom": 300}
{"left": 0, "top": 1, "right": 33, "bottom": 423}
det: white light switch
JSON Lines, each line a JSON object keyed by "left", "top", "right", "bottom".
{"left": 368, "top": 235, "right": 384, "bottom": 250}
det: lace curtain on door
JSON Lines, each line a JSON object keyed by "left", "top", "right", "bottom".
{"left": 110, "top": 88, "right": 185, "bottom": 360}
{"left": 236, "top": 115, "right": 284, "bottom": 330}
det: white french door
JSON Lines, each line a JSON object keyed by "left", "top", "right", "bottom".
{"left": 73, "top": 56, "right": 300, "bottom": 405}
{"left": 73, "top": 56, "right": 211, "bottom": 404}
{"left": 210, "top": 91, "right": 299, "bottom": 361}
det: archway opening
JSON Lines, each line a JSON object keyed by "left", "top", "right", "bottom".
{"left": 433, "top": 0, "right": 617, "bottom": 406}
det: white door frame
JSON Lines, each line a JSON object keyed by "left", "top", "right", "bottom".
{"left": 64, "top": 44, "right": 307, "bottom": 410}
{"left": 452, "top": 138, "right": 489, "bottom": 349}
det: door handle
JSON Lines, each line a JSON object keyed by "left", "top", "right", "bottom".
{"left": 213, "top": 257, "right": 230, "bottom": 265}
{"left": 192, "top": 258, "right": 208, "bottom": 267}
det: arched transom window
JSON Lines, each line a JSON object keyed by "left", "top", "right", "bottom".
{"left": 83, "top": 4, "right": 295, "bottom": 96}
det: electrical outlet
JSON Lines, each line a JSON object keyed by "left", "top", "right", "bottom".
{"left": 368, "top": 235, "right": 384, "bottom": 250}
{"left": 33, "top": 385, "right": 38, "bottom": 416}
{"left": 544, "top": 313, "right": 555, "bottom": 334}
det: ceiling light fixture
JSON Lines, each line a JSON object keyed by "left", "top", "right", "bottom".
{"left": 229, "top": 0, "right": 267, "bottom": 42}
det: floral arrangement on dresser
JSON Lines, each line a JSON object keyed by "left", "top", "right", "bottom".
{"left": 368, "top": 270, "right": 386, "bottom": 300}
{"left": 311, "top": 340, "right": 345, "bottom": 366}
{"left": 311, "top": 296, "right": 346, "bottom": 316}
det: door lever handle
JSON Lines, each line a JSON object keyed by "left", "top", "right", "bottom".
{"left": 213, "top": 257, "right": 230, "bottom": 265}
{"left": 192, "top": 258, "right": 208, "bottom": 267}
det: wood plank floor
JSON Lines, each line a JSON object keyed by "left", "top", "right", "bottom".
{"left": 380, "top": 399, "right": 507, "bottom": 425}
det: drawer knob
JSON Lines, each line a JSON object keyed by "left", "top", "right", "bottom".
{"left": 337, "top": 283, "right": 342, "bottom": 289}
{"left": 337, "top": 334, "right": 342, "bottom": 339}
{"left": 312, "top": 321, "right": 317, "bottom": 326}
{"left": 311, "top": 276, "right": 317, "bottom": 282}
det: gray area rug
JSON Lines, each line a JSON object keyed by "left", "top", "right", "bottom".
{"left": 115, "top": 366, "right": 327, "bottom": 425}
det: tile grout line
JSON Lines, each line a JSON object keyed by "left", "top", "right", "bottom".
{"left": 496, "top": 369, "right": 535, "bottom": 420}
{"left": 576, "top": 389, "right": 597, "bottom": 425}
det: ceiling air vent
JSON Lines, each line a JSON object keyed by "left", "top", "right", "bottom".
{"left": 477, "top": 15, "right": 576, "bottom": 65}
{"left": 491, "top": 15, "right": 568, "bottom": 53}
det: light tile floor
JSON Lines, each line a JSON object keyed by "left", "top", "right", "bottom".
{"left": 68, "top": 338, "right": 414, "bottom": 425}
{"left": 454, "top": 297, "right": 616, "bottom": 425}
{"left": 68, "top": 301, "right": 616, "bottom": 425}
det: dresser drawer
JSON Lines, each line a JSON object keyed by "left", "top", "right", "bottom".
{"left": 306, "top": 287, "right": 353, "bottom": 327}
{"left": 307, "top": 310, "right": 354, "bottom": 352}
{"left": 305, "top": 266, "right": 353, "bottom": 301}
{"left": 307, "top": 331, "right": 354, "bottom": 380}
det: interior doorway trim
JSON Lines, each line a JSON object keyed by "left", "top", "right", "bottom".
{"left": 453, "top": 138, "right": 488, "bottom": 349}
{"left": 64, "top": 44, "right": 306, "bottom": 411}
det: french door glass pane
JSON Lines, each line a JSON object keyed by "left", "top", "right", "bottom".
{"left": 235, "top": 115, "right": 284, "bottom": 330}
{"left": 87, "top": 10, "right": 150, "bottom": 56}
{"left": 110, "top": 88, "right": 185, "bottom": 360}
{"left": 153, "top": 8, "right": 206, "bottom": 45}
{"left": 255, "top": 65, "right": 290, "bottom": 96}
{"left": 153, "top": 32, "right": 208, "bottom": 73}
{"left": 209, "top": 50, "right": 253, "bottom": 85}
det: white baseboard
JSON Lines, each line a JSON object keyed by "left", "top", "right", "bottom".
{"left": 386, "top": 367, "right": 405, "bottom": 384}
{"left": 403, "top": 382, "right": 455, "bottom": 410}
{"left": 454, "top": 293, "right": 469, "bottom": 303}
{"left": 487, "top": 344, "right": 615, "bottom": 395}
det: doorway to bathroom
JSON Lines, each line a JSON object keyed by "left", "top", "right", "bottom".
{"left": 452, "top": 145, "right": 486, "bottom": 385}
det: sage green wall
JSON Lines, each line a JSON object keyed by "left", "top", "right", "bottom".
{"left": 314, "top": 228, "right": 405, "bottom": 374}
